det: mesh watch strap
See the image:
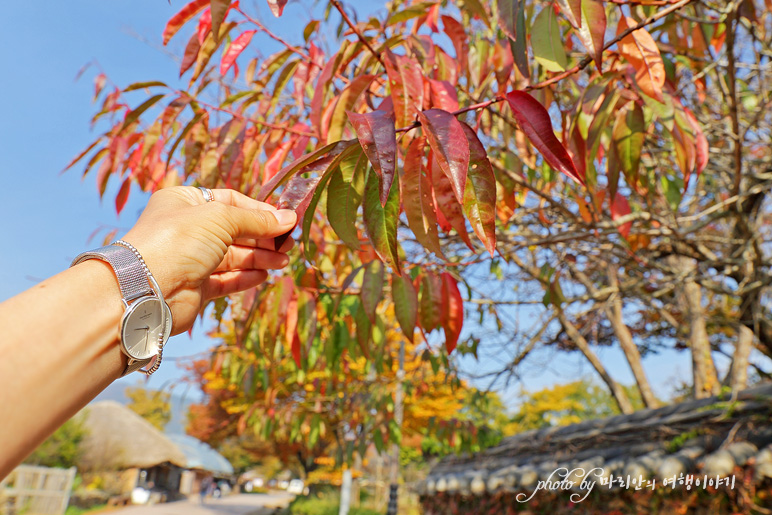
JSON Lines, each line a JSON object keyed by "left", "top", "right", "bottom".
{"left": 71, "top": 245, "right": 156, "bottom": 375}
{"left": 71, "top": 245, "right": 154, "bottom": 302}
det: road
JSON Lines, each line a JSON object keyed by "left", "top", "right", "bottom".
{"left": 105, "top": 492, "right": 295, "bottom": 515}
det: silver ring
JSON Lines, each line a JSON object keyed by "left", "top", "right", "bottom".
{"left": 198, "top": 186, "right": 215, "bottom": 203}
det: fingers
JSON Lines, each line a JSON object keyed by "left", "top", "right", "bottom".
{"left": 209, "top": 188, "right": 277, "bottom": 211}
{"left": 204, "top": 270, "right": 269, "bottom": 300}
{"left": 216, "top": 245, "right": 289, "bottom": 273}
{"left": 233, "top": 236, "right": 296, "bottom": 252}
{"left": 211, "top": 203, "right": 297, "bottom": 240}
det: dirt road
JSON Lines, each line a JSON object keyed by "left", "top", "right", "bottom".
{"left": 103, "top": 492, "right": 295, "bottom": 515}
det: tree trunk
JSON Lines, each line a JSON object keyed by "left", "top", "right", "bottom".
{"left": 604, "top": 300, "right": 659, "bottom": 408}
{"left": 673, "top": 256, "right": 720, "bottom": 398}
{"left": 725, "top": 325, "right": 753, "bottom": 393}
{"left": 558, "top": 311, "right": 635, "bottom": 414}
{"left": 606, "top": 269, "right": 660, "bottom": 408}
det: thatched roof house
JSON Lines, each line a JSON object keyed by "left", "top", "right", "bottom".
{"left": 78, "top": 401, "right": 186, "bottom": 471}
{"left": 419, "top": 384, "right": 772, "bottom": 514}
{"left": 166, "top": 434, "right": 234, "bottom": 476}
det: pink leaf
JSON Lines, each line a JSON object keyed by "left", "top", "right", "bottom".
{"left": 267, "top": 0, "right": 288, "bottom": 17}
{"left": 220, "top": 30, "right": 256, "bottom": 76}
{"left": 163, "top": 0, "right": 210, "bottom": 45}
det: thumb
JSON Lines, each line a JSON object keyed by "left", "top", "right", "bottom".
{"left": 221, "top": 205, "right": 298, "bottom": 240}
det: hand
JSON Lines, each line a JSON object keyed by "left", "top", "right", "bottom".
{"left": 121, "top": 187, "right": 297, "bottom": 335}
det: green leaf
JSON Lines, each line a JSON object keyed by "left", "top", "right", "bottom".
{"left": 328, "top": 75, "right": 376, "bottom": 143}
{"left": 392, "top": 273, "right": 418, "bottom": 342}
{"left": 387, "top": 2, "right": 436, "bottom": 26}
{"left": 361, "top": 260, "right": 385, "bottom": 324}
{"left": 460, "top": 123, "right": 497, "bottom": 255}
{"left": 363, "top": 168, "right": 401, "bottom": 270}
{"left": 165, "top": 112, "right": 203, "bottom": 172}
{"left": 532, "top": 7, "right": 568, "bottom": 72}
{"left": 612, "top": 103, "right": 645, "bottom": 192}
{"left": 270, "top": 60, "right": 301, "bottom": 112}
{"left": 327, "top": 153, "right": 366, "bottom": 250}
{"left": 123, "top": 81, "right": 168, "bottom": 92}
{"left": 119, "top": 94, "right": 165, "bottom": 133}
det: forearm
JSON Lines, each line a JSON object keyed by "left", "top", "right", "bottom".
{"left": 0, "top": 260, "right": 125, "bottom": 477}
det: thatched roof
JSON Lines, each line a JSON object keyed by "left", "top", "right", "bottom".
{"left": 419, "top": 383, "right": 772, "bottom": 498}
{"left": 78, "top": 401, "right": 187, "bottom": 470}
{"left": 166, "top": 434, "right": 234, "bottom": 476}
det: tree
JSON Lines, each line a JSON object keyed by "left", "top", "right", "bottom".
{"left": 69, "top": 0, "right": 772, "bottom": 463}
{"left": 126, "top": 386, "right": 172, "bottom": 431}
{"left": 509, "top": 379, "right": 645, "bottom": 432}
{"left": 24, "top": 415, "right": 88, "bottom": 469}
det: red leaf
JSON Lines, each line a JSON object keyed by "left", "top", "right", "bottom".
{"left": 418, "top": 109, "right": 469, "bottom": 204}
{"left": 441, "top": 273, "right": 463, "bottom": 354}
{"left": 429, "top": 152, "right": 474, "bottom": 249}
{"left": 426, "top": 3, "right": 440, "bottom": 32}
{"left": 277, "top": 175, "right": 322, "bottom": 221}
{"left": 220, "top": 30, "right": 256, "bottom": 76}
{"left": 684, "top": 107, "right": 708, "bottom": 178}
{"left": 263, "top": 138, "right": 294, "bottom": 183}
{"left": 460, "top": 123, "right": 497, "bottom": 255}
{"left": 404, "top": 136, "right": 445, "bottom": 259}
{"left": 347, "top": 110, "right": 397, "bottom": 206}
{"left": 180, "top": 33, "right": 201, "bottom": 77}
{"left": 497, "top": 0, "right": 530, "bottom": 79}
{"left": 441, "top": 15, "right": 468, "bottom": 76}
{"left": 383, "top": 49, "right": 424, "bottom": 128}
{"left": 198, "top": 8, "right": 212, "bottom": 44}
{"left": 115, "top": 177, "right": 131, "bottom": 215}
{"left": 267, "top": 0, "right": 288, "bottom": 17}
{"left": 429, "top": 80, "right": 459, "bottom": 112}
{"left": 556, "top": 0, "right": 582, "bottom": 28}
{"left": 163, "top": 0, "right": 209, "bottom": 45}
{"left": 577, "top": 0, "right": 606, "bottom": 70}
{"left": 610, "top": 192, "right": 632, "bottom": 238}
{"left": 506, "top": 91, "right": 585, "bottom": 186}
{"left": 419, "top": 273, "right": 443, "bottom": 333}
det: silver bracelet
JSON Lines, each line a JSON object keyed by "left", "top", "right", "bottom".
{"left": 113, "top": 240, "right": 170, "bottom": 375}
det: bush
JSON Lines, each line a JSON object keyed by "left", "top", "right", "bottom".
{"left": 286, "top": 491, "right": 382, "bottom": 515}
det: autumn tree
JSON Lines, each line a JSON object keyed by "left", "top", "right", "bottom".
{"left": 70, "top": 0, "right": 772, "bottom": 471}
{"left": 126, "top": 386, "right": 172, "bottom": 431}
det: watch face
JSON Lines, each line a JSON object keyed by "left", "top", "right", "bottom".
{"left": 121, "top": 297, "right": 165, "bottom": 360}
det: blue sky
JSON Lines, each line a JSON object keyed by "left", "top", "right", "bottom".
{"left": 0, "top": 1, "right": 752, "bottom": 409}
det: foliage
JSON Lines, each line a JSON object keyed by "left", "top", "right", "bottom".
{"left": 186, "top": 320, "right": 493, "bottom": 475}
{"left": 125, "top": 386, "right": 171, "bottom": 431}
{"left": 24, "top": 414, "right": 87, "bottom": 469}
{"left": 283, "top": 489, "right": 382, "bottom": 515}
{"left": 71, "top": 0, "right": 772, "bottom": 472}
{"left": 509, "top": 379, "right": 645, "bottom": 432}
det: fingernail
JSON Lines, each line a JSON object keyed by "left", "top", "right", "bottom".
{"left": 275, "top": 209, "right": 296, "bottom": 225}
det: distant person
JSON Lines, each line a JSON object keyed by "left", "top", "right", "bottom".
{"left": 0, "top": 187, "right": 297, "bottom": 479}
{"left": 200, "top": 476, "right": 213, "bottom": 504}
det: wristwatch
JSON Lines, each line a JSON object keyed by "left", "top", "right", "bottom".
{"left": 70, "top": 240, "right": 172, "bottom": 376}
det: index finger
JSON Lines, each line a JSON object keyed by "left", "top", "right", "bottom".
{"left": 210, "top": 189, "right": 278, "bottom": 211}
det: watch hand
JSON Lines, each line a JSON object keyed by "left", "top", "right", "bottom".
{"left": 135, "top": 326, "right": 150, "bottom": 331}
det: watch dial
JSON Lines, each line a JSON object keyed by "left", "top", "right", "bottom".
{"left": 121, "top": 297, "right": 164, "bottom": 360}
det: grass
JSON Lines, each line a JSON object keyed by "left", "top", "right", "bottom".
{"left": 65, "top": 503, "right": 110, "bottom": 515}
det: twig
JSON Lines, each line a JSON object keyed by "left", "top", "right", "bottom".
{"left": 394, "top": 0, "right": 696, "bottom": 134}
{"left": 330, "top": 0, "right": 386, "bottom": 68}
